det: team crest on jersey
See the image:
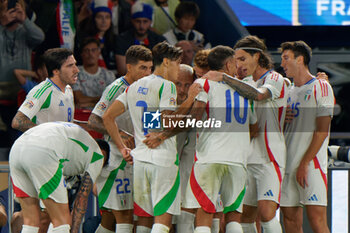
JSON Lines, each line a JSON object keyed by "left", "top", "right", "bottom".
{"left": 169, "top": 97, "right": 176, "bottom": 106}
{"left": 304, "top": 90, "right": 312, "bottom": 101}
{"left": 24, "top": 100, "right": 34, "bottom": 109}
{"left": 143, "top": 110, "right": 161, "bottom": 129}
{"left": 97, "top": 102, "right": 107, "bottom": 111}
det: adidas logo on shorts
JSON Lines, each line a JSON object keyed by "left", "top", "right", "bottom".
{"left": 263, "top": 189, "right": 274, "bottom": 197}
{"left": 308, "top": 194, "right": 318, "bottom": 201}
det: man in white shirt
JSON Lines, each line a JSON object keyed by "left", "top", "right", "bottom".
{"left": 280, "top": 41, "right": 333, "bottom": 233}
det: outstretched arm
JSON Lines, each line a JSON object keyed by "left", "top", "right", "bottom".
{"left": 204, "top": 71, "right": 271, "bottom": 101}
{"left": 71, "top": 171, "right": 93, "bottom": 233}
{"left": 88, "top": 113, "right": 108, "bottom": 135}
{"left": 11, "top": 111, "right": 36, "bottom": 132}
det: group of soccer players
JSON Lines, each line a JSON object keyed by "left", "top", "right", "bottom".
{"left": 8, "top": 35, "right": 334, "bottom": 233}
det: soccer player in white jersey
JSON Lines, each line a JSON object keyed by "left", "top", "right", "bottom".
{"left": 205, "top": 36, "right": 288, "bottom": 233}
{"left": 280, "top": 41, "right": 333, "bottom": 233}
{"left": 182, "top": 45, "right": 257, "bottom": 233}
{"left": 12, "top": 48, "right": 78, "bottom": 132}
{"left": 9, "top": 122, "right": 105, "bottom": 233}
{"left": 88, "top": 45, "right": 153, "bottom": 233}
{"left": 103, "top": 41, "right": 201, "bottom": 233}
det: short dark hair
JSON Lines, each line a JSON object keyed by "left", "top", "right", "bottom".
{"left": 207, "top": 46, "right": 234, "bottom": 71}
{"left": 233, "top": 35, "right": 273, "bottom": 70}
{"left": 279, "top": 41, "right": 312, "bottom": 66}
{"left": 125, "top": 45, "right": 153, "bottom": 65}
{"left": 43, "top": 48, "right": 73, "bottom": 77}
{"left": 175, "top": 1, "right": 200, "bottom": 20}
{"left": 95, "top": 139, "right": 110, "bottom": 167}
{"left": 152, "top": 41, "right": 182, "bottom": 67}
{"left": 80, "top": 37, "right": 100, "bottom": 53}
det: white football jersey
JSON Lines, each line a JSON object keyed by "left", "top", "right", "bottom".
{"left": 248, "top": 70, "right": 288, "bottom": 167}
{"left": 92, "top": 77, "right": 133, "bottom": 168}
{"left": 284, "top": 78, "right": 334, "bottom": 173}
{"left": 194, "top": 79, "right": 257, "bottom": 165}
{"left": 117, "top": 74, "right": 178, "bottom": 167}
{"left": 16, "top": 122, "right": 104, "bottom": 183}
{"left": 19, "top": 79, "right": 74, "bottom": 124}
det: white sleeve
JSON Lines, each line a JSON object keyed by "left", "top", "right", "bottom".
{"left": 249, "top": 100, "right": 257, "bottom": 124}
{"left": 18, "top": 85, "right": 51, "bottom": 120}
{"left": 159, "top": 81, "right": 177, "bottom": 112}
{"left": 316, "top": 81, "right": 334, "bottom": 117}
{"left": 262, "top": 72, "right": 284, "bottom": 100}
{"left": 195, "top": 79, "right": 208, "bottom": 104}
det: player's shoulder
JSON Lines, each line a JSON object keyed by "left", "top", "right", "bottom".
{"left": 27, "top": 79, "right": 53, "bottom": 99}
{"left": 313, "top": 79, "right": 333, "bottom": 97}
{"left": 266, "top": 70, "right": 284, "bottom": 82}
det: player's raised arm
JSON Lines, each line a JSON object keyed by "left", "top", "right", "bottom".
{"left": 205, "top": 71, "right": 271, "bottom": 101}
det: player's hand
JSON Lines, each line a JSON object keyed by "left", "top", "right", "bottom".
{"left": 285, "top": 105, "right": 295, "bottom": 123}
{"left": 316, "top": 72, "right": 329, "bottom": 82}
{"left": 1, "top": 7, "right": 16, "bottom": 26}
{"left": 15, "top": 2, "right": 25, "bottom": 23}
{"left": 296, "top": 161, "right": 309, "bottom": 188}
{"left": 202, "top": 71, "right": 224, "bottom": 82}
{"left": 187, "top": 83, "right": 202, "bottom": 101}
{"left": 121, "top": 147, "right": 133, "bottom": 165}
{"left": 120, "top": 131, "right": 135, "bottom": 149}
{"left": 143, "top": 132, "right": 165, "bottom": 149}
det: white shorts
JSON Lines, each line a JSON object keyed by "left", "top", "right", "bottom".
{"left": 133, "top": 160, "right": 181, "bottom": 217}
{"left": 179, "top": 148, "right": 195, "bottom": 204}
{"left": 96, "top": 161, "right": 133, "bottom": 210}
{"left": 183, "top": 162, "right": 246, "bottom": 214}
{"left": 244, "top": 162, "right": 284, "bottom": 206}
{"left": 280, "top": 165, "right": 327, "bottom": 207}
{"left": 10, "top": 144, "right": 68, "bottom": 203}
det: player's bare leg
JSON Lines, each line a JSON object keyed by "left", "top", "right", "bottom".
{"left": 257, "top": 200, "right": 282, "bottom": 233}
{"left": 305, "top": 205, "right": 329, "bottom": 233}
{"left": 136, "top": 216, "right": 153, "bottom": 233}
{"left": 241, "top": 204, "right": 258, "bottom": 233}
{"left": 281, "top": 207, "right": 303, "bottom": 233}
{"left": 113, "top": 209, "right": 134, "bottom": 232}
{"left": 225, "top": 211, "right": 243, "bottom": 232}
{"left": 194, "top": 208, "right": 213, "bottom": 233}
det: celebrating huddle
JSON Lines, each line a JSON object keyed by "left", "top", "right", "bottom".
{"left": 9, "top": 36, "right": 334, "bottom": 233}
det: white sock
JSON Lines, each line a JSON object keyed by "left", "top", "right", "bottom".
{"left": 151, "top": 223, "right": 169, "bottom": 233}
{"left": 226, "top": 222, "right": 243, "bottom": 233}
{"left": 241, "top": 223, "right": 257, "bottom": 233}
{"left": 194, "top": 226, "right": 211, "bottom": 233}
{"left": 21, "top": 225, "right": 39, "bottom": 233}
{"left": 176, "top": 211, "right": 195, "bottom": 233}
{"left": 116, "top": 223, "right": 133, "bottom": 233}
{"left": 95, "top": 224, "right": 114, "bottom": 233}
{"left": 51, "top": 224, "right": 70, "bottom": 233}
{"left": 136, "top": 225, "right": 152, "bottom": 233}
{"left": 261, "top": 217, "right": 282, "bottom": 233}
{"left": 211, "top": 218, "right": 220, "bottom": 233}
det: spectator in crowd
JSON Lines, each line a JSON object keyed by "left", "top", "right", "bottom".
{"left": 163, "top": 1, "right": 210, "bottom": 51}
{"left": 140, "top": 0, "right": 179, "bottom": 35}
{"left": 72, "top": 37, "right": 115, "bottom": 109}
{"left": 193, "top": 49, "right": 210, "bottom": 78}
{"left": 0, "top": 195, "right": 7, "bottom": 230}
{"left": 0, "top": 0, "right": 44, "bottom": 148}
{"left": 14, "top": 54, "right": 48, "bottom": 94}
{"left": 79, "top": 0, "right": 117, "bottom": 70}
{"left": 175, "top": 40, "right": 194, "bottom": 65}
{"left": 110, "top": 0, "right": 132, "bottom": 36}
{"left": 115, "top": 1, "right": 165, "bottom": 75}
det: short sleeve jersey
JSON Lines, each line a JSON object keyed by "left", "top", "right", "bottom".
{"left": 72, "top": 66, "right": 115, "bottom": 97}
{"left": 91, "top": 77, "right": 133, "bottom": 167}
{"left": 17, "top": 122, "right": 104, "bottom": 183}
{"left": 117, "top": 74, "right": 177, "bottom": 166}
{"left": 248, "top": 71, "right": 288, "bottom": 167}
{"left": 284, "top": 78, "right": 334, "bottom": 173}
{"left": 194, "top": 79, "right": 257, "bottom": 165}
{"left": 18, "top": 79, "right": 74, "bottom": 124}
